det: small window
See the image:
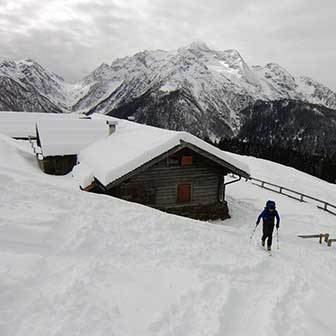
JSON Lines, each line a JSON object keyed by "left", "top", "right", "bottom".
{"left": 177, "top": 183, "right": 192, "bottom": 203}
{"left": 181, "top": 156, "right": 193, "bottom": 166}
{"left": 167, "top": 155, "right": 180, "bottom": 167}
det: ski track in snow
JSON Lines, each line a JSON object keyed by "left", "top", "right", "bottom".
{"left": 0, "top": 138, "right": 336, "bottom": 335}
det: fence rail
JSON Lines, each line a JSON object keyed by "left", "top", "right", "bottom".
{"left": 230, "top": 174, "right": 336, "bottom": 217}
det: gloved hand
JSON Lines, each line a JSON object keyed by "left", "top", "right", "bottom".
{"left": 276, "top": 224, "right": 279, "bottom": 229}
{"left": 256, "top": 222, "right": 259, "bottom": 227}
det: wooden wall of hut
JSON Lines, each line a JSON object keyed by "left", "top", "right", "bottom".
{"left": 39, "top": 155, "right": 77, "bottom": 175}
{"left": 107, "top": 148, "right": 230, "bottom": 220}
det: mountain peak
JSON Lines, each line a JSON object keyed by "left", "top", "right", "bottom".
{"left": 223, "top": 49, "right": 243, "bottom": 59}
{"left": 18, "top": 58, "right": 38, "bottom": 66}
{"left": 0, "top": 56, "right": 13, "bottom": 63}
{"left": 178, "top": 41, "right": 213, "bottom": 59}
{"left": 0, "top": 58, "right": 15, "bottom": 69}
{"left": 299, "top": 75, "right": 316, "bottom": 85}
{"left": 97, "top": 62, "right": 110, "bottom": 70}
{"left": 265, "top": 62, "right": 288, "bottom": 71}
{"left": 187, "top": 41, "right": 211, "bottom": 51}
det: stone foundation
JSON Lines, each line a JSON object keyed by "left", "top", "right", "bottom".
{"left": 160, "top": 202, "right": 230, "bottom": 221}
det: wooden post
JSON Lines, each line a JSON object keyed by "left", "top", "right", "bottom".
{"left": 318, "top": 233, "right": 329, "bottom": 244}
{"left": 327, "top": 239, "right": 336, "bottom": 247}
{"left": 319, "top": 233, "right": 323, "bottom": 244}
{"left": 324, "top": 233, "right": 330, "bottom": 243}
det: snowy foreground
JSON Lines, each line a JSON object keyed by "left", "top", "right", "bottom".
{"left": 1, "top": 135, "right": 336, "bottom": 336}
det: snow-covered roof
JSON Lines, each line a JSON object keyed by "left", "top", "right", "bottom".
{"left": 0, "top": 111, "right": 86, "bottom": 138}
{"left": 37, "top": 119, "right": 111, "bottom": 157}
{"left": 76, "top": 119, "right": 250, "bottom": 188}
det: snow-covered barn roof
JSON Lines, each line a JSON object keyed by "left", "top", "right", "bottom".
{"left": 37, "top": 119, "right": 113, "bottom": 157}
{"left": 0, "top": 111, "right": 87, "bottom": 139}
{"left": 75, "top": 119, "right": 250, "bottom": 188}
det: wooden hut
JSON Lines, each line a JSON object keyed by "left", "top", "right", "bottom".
{"left": 75, "top": 120, "right": 250, "bottom": 220}
{"left": 35, "top": 119, "right": 116, "bottom": 175}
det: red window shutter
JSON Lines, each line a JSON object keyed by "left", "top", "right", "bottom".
{"left": 181, "top": 156, "right": 193, "bottom": 166}
{"left": 177, "top": 184, "right": 191, "bottom": 203}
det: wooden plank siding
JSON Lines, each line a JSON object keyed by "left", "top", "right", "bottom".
{"left": 39, "top": 155, "right": 77, "bottom": 175}
{"left": 107, "top": 148, "right": 229, "bottom": 214}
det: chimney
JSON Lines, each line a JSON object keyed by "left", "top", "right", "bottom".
{"left": 106, "top": 120, "right": 117, "bottom": 135}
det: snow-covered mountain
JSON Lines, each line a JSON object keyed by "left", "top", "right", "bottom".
{"left": 0, "top": 58, "right": 65, "bottom": 113}
{"left": 83, "top": 42, "right": 336, "bottom": 140}
{"left": 0, "top": 58, "right": 92, "bottom": 113}
{"left": 1, "top": 42, "right": 336, "bottom": 139}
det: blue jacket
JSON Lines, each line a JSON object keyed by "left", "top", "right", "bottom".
{"left": 257, "top": 208, "right": 280, "bottom": 227}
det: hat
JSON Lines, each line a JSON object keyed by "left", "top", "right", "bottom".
{"left": 266, "top": 200, "right": 276, "bottom": 209}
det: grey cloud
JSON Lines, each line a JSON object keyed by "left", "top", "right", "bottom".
{"left": 0, "top": 0, "right": 335, "bottom": 90}
{"left": 74, "top": 1, "right": 125, "bottom": 16}
{"left": 0, "top": 1, "right": 41, "bottom": 30}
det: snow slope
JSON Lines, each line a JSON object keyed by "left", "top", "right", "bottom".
{"left": 0, "top": 134, "right": 336, "bottom": 336}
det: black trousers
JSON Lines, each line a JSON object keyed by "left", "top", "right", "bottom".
{"left": 262, "top": 223, "right": 275, "bottom": 247}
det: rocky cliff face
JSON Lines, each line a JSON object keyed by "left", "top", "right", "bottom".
{"left": 1, "top": 42, "right": 336, "bottom": 142}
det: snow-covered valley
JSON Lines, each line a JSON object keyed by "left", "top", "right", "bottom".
{"left": 0, "top": 133, "right": 336, "bottom": 335}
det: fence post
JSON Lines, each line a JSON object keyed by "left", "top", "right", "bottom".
{"left": 324, "top": 233, "right": 330, "bottom": 243}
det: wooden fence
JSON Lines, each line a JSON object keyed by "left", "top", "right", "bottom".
{"left": 230, "top": 174, "right": 336, "bottom": 217}
{"left": 298, "top": 233, "right": 336, "bottom": 247}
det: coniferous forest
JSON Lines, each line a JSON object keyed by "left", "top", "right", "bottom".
{"left": 216, "top": 137, "right": 336, "bottom": 183}
{"left": 212, "top": 100, "right": 336, "bottom": 184}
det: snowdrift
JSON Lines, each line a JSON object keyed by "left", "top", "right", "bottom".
{"left": 0, "top": 135, "right": 336, "bottom": 336}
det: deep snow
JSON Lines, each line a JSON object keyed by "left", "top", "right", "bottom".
{"left": 0, "top": 134, "right": 336, "bottom": 336}
{"left": 76, "top": 118, "right": 249, "bottom": 188}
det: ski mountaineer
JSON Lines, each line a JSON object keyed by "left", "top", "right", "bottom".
{"left": 256, "top": 200, "right": 280, "bottom": 251}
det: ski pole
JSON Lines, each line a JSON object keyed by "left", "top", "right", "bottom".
{"left": 276, "top": 228, "right": 279, "bottom": 249}
{"left": 250, "top": 225, "right": 257, "bottom": 240}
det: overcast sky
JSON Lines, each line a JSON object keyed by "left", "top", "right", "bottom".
{"left": 1, "top": 0, "right": 335, "bottom": 90}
